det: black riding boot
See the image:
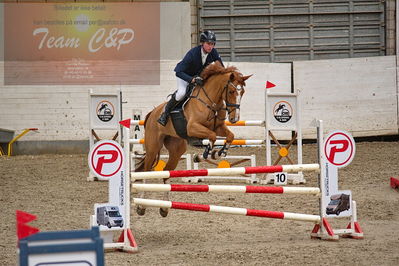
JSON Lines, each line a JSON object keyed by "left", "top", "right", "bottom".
{"left": 158, "top": 94, "right": 179, "bottom": 126}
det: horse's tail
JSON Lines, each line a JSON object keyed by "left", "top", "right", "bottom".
{"left": 134, "top": 151, "right": 161, "bottom": 172}
{"left": 134, "top": 153, "right": 146, "bottom": 172}
{"left": 134, "top": 109, "right": 160, "bottom": 172}
{"left": 143, "top": 110, "right": 152, "bottom": 128}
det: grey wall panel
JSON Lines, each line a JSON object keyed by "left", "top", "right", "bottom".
{"left": 199, "top": 0, "right": 385, "bottom": 62}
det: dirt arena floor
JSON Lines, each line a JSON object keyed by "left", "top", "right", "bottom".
{"left": 1, "top": 141, "right": 399, "bottom": 265}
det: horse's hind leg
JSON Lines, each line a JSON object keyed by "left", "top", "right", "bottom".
{"left": 159, "top": 137, "right": 187, "bottom": 217}
{"left": 136, "top": 136, "right": 165, "bottom": 216}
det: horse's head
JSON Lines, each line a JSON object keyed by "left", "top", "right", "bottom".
{"left": 200, "top": 63, "right": 252, "bottom": 123}
{"left": 224, "top": 72, "right": 252, "bottom": 123}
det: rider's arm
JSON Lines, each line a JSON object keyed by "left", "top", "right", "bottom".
{"left": 174, "top": 51, "right": 195, "bottom": 83}
{"left": 212, "top": 48, "right": 224, "bottom": 67}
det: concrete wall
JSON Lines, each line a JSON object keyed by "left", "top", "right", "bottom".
{"left": 295, "top": 56, "right": 398, "bottom": 138}
{"left": 1, "top": 53, "right": 398, "bottom": 154}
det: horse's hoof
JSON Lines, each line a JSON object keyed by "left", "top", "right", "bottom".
{"left": 136, "top": 206, "right": 146, "bottom": 216}
{"left": 159, "top": 208, "right": 169, "bottom": 217}
{"left": 218, "top": 150, "right": 227, "bottom": 157}
{"left": 211, "top": 150, "right": 218, "bottom": 160}
{"left": 193, "top": 154, "right": 201, "bottom": 163}
{"left": 203, "top": 151, "right": 209, "bottom": 160}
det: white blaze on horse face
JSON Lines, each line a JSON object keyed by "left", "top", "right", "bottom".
{"left": 227, "top": 84, "right": 242, "bottom": 123}
{"left": 234, "top": 91, "right": 241, "bottom": 122}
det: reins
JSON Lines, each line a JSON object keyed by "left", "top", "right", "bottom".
{"left": 189, "top": 77, "right": 243, "bottom": 131}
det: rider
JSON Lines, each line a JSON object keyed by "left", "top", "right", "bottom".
{"left": 157, "top": 30, "right": 224, "bottom": 126}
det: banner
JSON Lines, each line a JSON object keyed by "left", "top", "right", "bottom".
{"left": 4, "top": 3, "right": 160, "bottom": 85}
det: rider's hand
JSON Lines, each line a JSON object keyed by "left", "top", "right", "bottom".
{"left": 192, "top": 76, "right": 204, "bottom": 86}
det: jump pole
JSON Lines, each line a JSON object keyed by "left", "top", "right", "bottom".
{"left": 132, "top": 184, "right": 320, "bottom": 195}
{"left": 130, "top": 138, "right": 265, "bottom": 146}
{"left": 184, "top": 154, "right": 258, "bottom": 183}
{"left": 130, "top": 120, "right": 264, "bottom": 127}
{"left": 133, "top": 198, "right": 321, "bottom": 223}
{"left": 130, "top": 164, "right": 320, "bottom": 181}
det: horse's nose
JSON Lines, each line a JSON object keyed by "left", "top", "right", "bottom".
{"left": 229, "top": 116, "right": 237, "bottom": 123}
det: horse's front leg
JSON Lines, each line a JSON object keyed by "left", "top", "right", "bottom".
{"left": 187, "top": 122, "right": 217, "bottom": 159}
{"left": 212, "top": 125, "right": 234, "bottom": 159}
{"left": 203, "top": 143, "right": 214, "bottom": 159}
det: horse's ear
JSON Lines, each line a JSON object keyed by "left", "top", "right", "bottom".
{"left": 229, "top": 72, "right": 235, "bottom": 81}
{"left": 242, "top": 74, "right": 253, "bottom": 81}
{"left": 215, "top": 61, "right": 223, "bottom": 68}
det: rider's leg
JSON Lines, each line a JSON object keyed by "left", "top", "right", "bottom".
{"left": 157, "top": 78, "right": 188, "bottom": 126}
{"left": 157, "top": 93, "right": 178, "bottom": 126}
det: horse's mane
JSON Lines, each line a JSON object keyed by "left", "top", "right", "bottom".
{"left": 200, "top": 61, "right": 239, "bottom": 81}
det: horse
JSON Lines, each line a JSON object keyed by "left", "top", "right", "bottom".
{"left": 135, "top": 62, "right": 251, "bottom": 217}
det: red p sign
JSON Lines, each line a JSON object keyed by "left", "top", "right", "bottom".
{"left": 94, "top": 150, "right": 119, "bottom": 173}
{"left": 89, "top": 141, "right": 123, "bottom": 178}
{"left": 324, "top": 131, "right": 355, "bottom": 168}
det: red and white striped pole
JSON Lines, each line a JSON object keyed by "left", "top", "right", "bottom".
{"left": 132, "top": 184, "right": 320, "bottom": 195}
{"left": 133, "top": 198, "right": 321, "bottom": 223}
{"left": 131, "top": 164, "right": 320, "bottom": 180}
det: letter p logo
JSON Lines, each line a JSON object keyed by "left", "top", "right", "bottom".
{"left": 324, "top": 131, "right": 355, "bottom": 168}
{"left": 94, "top": 150, "right": 118, "bottom": 173}
{"left": 89, "top": 141, "right": 124, "bottom": 178}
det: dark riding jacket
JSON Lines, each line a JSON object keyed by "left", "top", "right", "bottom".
{"left": 174, "top": 45, "right": 224, "bottom": 83}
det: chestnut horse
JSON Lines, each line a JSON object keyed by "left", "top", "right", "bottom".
{"left": 135, "top": 62, "right": 251, "bottom": 217}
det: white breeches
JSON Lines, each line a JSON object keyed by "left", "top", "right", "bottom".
{"left": 175, "top": 77, "right": 189, "bottom": 101}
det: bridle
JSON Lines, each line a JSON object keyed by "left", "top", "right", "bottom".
{"left": 224, "top": 81, "right": 243, "bottom": 115}
{"left": 190, "top": 78, "right": 243, "bottom": 121}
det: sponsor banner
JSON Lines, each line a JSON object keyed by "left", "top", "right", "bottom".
{"left": 94, "top": 203, "right": 125, "bottom": 231}
{"left": 322, "top": 130, "right": 355, "bottom": 218}
{"left": 90, "top": 93, "right": 121, "bottom": 129}
{"left": 324, "top": 130, "right": 356, "bottom": 168}
{"left": 322, "top": 189, "right": 352, "bottom": 217}
{"left": 267, "top": 94, "right": 298, "bottom": 130}
{"left": 273, "top": 100, "right": 293, "bottom": 123}
{"left": 4, "top": 3, "right": 160, "bottom": 85}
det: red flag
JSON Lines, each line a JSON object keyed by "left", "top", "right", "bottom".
{"left": 266, "top": 81, "right": 276, "bottom": 89}
{"left": 16, "top": 210, "right": 39, "bottom": 240}
{"left": 16, "top": 210, "right": 37, "bottom": 224}
{"left": 119, "top": 119, "right": 131, "bottom": 129}
{"left": 391, "top": 177, "right": 399, "bottom": 189}
{"left": 17, "top": 223, "right": 40, "bottom": 240}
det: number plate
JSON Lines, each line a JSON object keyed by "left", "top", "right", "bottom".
{"left": 274, "top": 172, "right": 288, "bottom": 185}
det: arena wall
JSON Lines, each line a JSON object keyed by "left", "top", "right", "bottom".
{"left": 295, "top": 56, "right": 399, "bottom": 138}
{"left": 1, "top": 55, "right": 398, "bottom": 154}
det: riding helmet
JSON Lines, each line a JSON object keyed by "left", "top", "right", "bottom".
{"left": 200, "top": 30, "right": 217, "bottom": 43}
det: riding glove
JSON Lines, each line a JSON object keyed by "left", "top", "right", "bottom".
{"left": 193, "top": 76, "right": 204, "bottom": 86}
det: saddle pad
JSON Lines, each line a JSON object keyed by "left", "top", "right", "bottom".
{"left": 170, "top": 109, "right": 202, "bottom": 146}
{"left": 170, "top": 109, "right": 188, "bottom": 139}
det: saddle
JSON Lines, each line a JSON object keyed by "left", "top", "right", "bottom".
{"left": 169, "top": 85, "right": 202, "bottom": 146}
